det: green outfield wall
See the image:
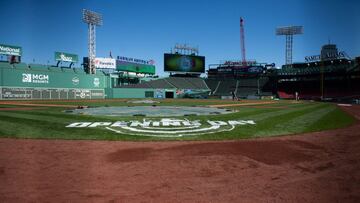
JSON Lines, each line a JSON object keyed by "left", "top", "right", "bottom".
{"left": 0, "top": 62, "right": 106, "bottom": 99}
{"left": 0, "top": 62, "right": 187, "bottom": 100}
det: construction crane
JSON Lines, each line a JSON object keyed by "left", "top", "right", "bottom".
{"left": 240, "top": 17, "right": 246, "bottom": 67}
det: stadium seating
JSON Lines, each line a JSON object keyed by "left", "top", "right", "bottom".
{"left": 121, "top": 78, "right": 173, "bottom": 89}
{"left": 119, "top": 77, "right": 210, "bottom": 90}
{"left": 184, "top": 78, "right": 209, "bottom": 89}
{"left": 205, "top": 79, "right": 220, "bottom": 91}
{"left": 213, "top": 80, "right": 237, "bottom": 96}
{"left": 165, "top": 77, "right": 194, "bottom": 89}
{"left": 148, "top": 78, "right": 174, "bottom": 88}
{"left": 165, "top": 77, "right": 209, "bottom": 90}
{"left": 236, "top": 87, "right": 258, "bottom": 97}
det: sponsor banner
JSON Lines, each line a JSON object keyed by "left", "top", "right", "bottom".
{"left": 55, "top": 52, "right": 78, "bottom": 63}
{"left": 117, "top": 56, "right": 155, "bottom": 65}
{"left": 0, "top": 44, "right": 22, "bottom": 56}
{"left": 94, "top": 57, "right": 116, "bottom": 69}
{"left": 22, "top": 73, "right": 49, "bottom": 84}
{"left": 305, "top": 51, "right": 346, "bottom": 62}
{"left": 223, "top": 60, "right": 257, "bottom": 66}
{"left": 116, "top": 60, "right": 156, "bottom": 74}
{"left": 66, "top": 118, "right": 256, "bottom": 137}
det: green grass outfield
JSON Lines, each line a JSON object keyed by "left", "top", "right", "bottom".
{"left": 0, "top": 99, "right": 355, "bottom": 141}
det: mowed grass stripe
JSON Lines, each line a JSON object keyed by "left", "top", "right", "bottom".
{"left": 308, "top": 106, "right": 355, "bottom": 131}
{"left": 0, "top": 114, "right": 120, "bottom": 139}
{"left": 240, "top": 102, "right": 323, "bottom": 122}
{"left": 196, "top": 102, "right": 314, "bottom": 120}
{"left": 165, "top": 103, "right": 329, "bottom": 140}
{"left": 0, "top": 109, "right": 110, "bottom": 122}
{"left": 0, "top": 115, "right": 162, "bottom": 141}
{"left": 253, "top": 103, "right": 335, "bottom": 137}
{"left": 222, "top": 103, "right": 329, "bottom": 138}
{"left": 0, "top": 111, "right": 82, "bottom": 124}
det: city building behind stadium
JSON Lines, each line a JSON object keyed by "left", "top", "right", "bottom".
{"left": 0, "top": 10, "right": 359, "bottom": 102}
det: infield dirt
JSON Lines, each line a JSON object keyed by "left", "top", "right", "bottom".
{"left": 0, "top": 105, "right": 359, "bottom": 202}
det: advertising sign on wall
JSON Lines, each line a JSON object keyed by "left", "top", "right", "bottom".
{"left": 94, "top": 58, "right": 116, "bottom": 69}
{"left": 305, "top": 51, "right": 346, "bottom": 62}
{"left": 0, "top": 44, "right": 22, "bottom": 56}
{"left": 117, "top": 56, "right": 155, "bottom": 65}
{"left": 55, "top": 52, "right": 78, "bottom": 63}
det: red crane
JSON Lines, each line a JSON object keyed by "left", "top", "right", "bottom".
{"left": 240, "top": 17, "right": 246, "bottom": 67}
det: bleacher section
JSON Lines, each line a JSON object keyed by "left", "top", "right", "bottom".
{"left": 119, "top": 77, "right": 210, "bottom": 90}
{"left": 165, "top": 77, "right": 194, "bottom": 89}
{"left": 236, "top": 87, "right": 258, "bottom": 98}
{"left": 209, "top": 80, "right": 237, "bottom": 96}
{"left": 184, "top": 78, "right": 209, "bottom": 89}
{"left": 205, "top": 80, "right": 219, "bottom": 91}
{"left": 276, "top": 59, "right": 360, "bottom": 100}
{"left": 205, "top": 77, "right": 273, "bottom": 98}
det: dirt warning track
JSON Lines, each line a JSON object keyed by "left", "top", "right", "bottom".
{"left": 0, "top": 105, "right": 359, "bottom": 202}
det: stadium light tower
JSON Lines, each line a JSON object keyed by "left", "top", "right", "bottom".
{"left": 82, "top": 9, "right": 103, "bottom": 74}
{"left": 276, "top": 26, "right": 303, "bottom": 65}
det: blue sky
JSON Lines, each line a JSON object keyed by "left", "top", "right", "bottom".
{"left": 0, "top": 0, "right": 359, "bottom": 76}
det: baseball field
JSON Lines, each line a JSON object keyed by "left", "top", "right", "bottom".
{"left": 0, "top": 99, "right": 355, "bottom": 140}
{"left": 0, "top": 99, "right": 359, "bottom": 202}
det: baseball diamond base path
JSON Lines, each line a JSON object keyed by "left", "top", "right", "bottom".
{"left": 0, "top": 106, "right": 360, "bottom": 202}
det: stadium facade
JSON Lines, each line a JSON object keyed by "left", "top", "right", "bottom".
{"left": 0, "top": 43, "right": 359, "bottom": 101}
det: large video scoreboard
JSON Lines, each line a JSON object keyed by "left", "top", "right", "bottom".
{"left": 164, "top": 54, "right": 205, "bottom": 73}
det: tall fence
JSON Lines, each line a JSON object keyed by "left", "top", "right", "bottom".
{"left": 0, "top": 62, "right": 107, "bottom": 100}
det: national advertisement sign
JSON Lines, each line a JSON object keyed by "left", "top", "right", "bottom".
{"left": 94, "top": 57, "right": 116, "bottom": 69}
{"left": 55, "top": 52, "right": 78, "bottom": 63}
{"left": 0, "top": 44, "right": 22, "bottom": 56}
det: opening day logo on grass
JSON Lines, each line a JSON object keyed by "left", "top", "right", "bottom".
{"left": 66, "top": 118, "right": 256, "bottom": 137}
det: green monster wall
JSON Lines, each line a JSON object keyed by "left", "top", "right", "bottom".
{"left": 0, "top": 62, "right": 107, "bottom": 99}
{"left": 0, "top": 62, "right": 178, "bottom": 100}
